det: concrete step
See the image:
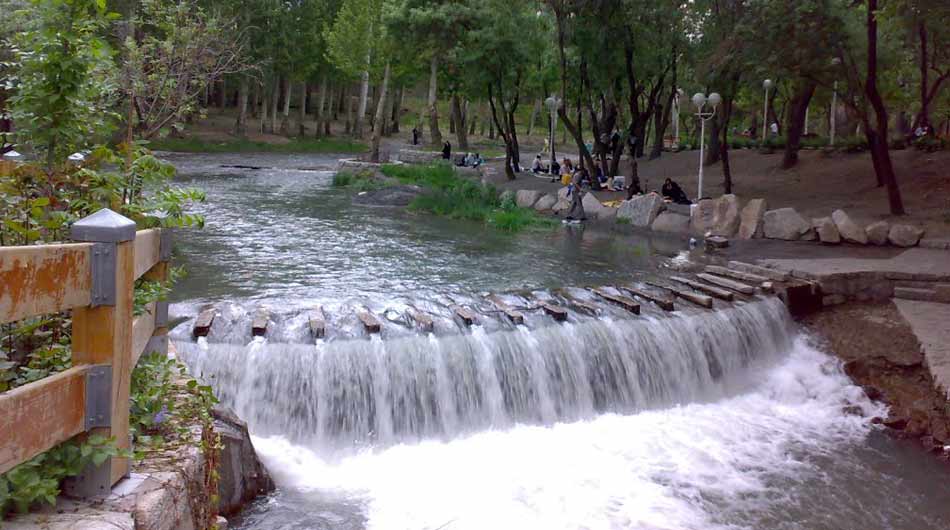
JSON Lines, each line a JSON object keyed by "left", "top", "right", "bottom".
{"left": 893, "top": 286, "right": 941, "bottom": 303}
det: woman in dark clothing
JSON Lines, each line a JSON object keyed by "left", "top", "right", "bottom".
{"left": 662, "top": 178, "right": 691, "bottom": 205}
{"left": 442, "top": 141, "right": 451, "bottom": 160}
{"left": 566, "top": 169, "right": 587, "bottom": 221}
{"left": 626, "top": 175, "right": 643, "bottom": 200}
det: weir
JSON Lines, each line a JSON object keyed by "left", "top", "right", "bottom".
{"left": 175, "top": 297, "right": 793, "bottom": 450}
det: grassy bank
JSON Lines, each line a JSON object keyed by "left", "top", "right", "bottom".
{"left": 380, "top": 163, "right": 555, "bottom": 232}
{"left": 149, "top": 136, "right": 367, "bottom": 154}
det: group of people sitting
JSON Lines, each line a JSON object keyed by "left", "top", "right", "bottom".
{"left": 531, "top": 155, "right": 624, "bottom": 192}
{"left": 455, "top": 152, "right": 484, "bottom": 168}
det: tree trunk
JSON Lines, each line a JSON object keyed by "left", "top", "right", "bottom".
{"left": 279, "top": 78, "right": 292, "bottom": 135}
{"left": 705, "top": 115, "right": 721, "bottom": 165}
{"left": 451, "top": 94, "right": 469, "bottom": 150}
{"left": 390, "top": 86, "right": 401, "bottom": 134}
{"left": 250, "top": 83, "right": 259, "bottom": 119}
{"left": 315, "top": 76, "right": 328, "bottom": 138}
{"left": 235, "top": 78, "right": 249, "bottom": 137}
{"left": 782, "top": 81, "right": 816, "bottom": 169}
{"left": 649, "top": 102, "right": 666, "bottom": 160}
{"left": 427, "top": 56, "right": 442, "bottom": 145}
{"left": 345, "top": 85, "right": 353, "bottom": 134}
{"left": 260, "top": 82, "right": 268, "bottom": 134}
{"left": 216, "top": 79, "right": 226, "bottom": 108}
{"left": 720, "top": 97, "right": 734, "bottom": 194}
{"left": 298, "top": 82, "right": 308, "bottom": 137}
{"left": 865, "top": 0, "right": 904, "bottom": 215}
{"left": 270, "top": 77, "right": 279, "bottom": 133}
{"left": 527, "top": 98, "right": 540, "bottom": 135}
{"left": 356, "top": 57, "right": 370, "bottom": 138}
{"left": 469, "top": 102, "right": 478, "bottom": 136}
{"left": 370, "top": 62, "right": 391, "bottom": 163}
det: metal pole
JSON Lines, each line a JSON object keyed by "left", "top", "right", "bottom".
{"left": 698, "top": 114, "right": 705, "bottom": 200}
{"left": 804, "top": 106, "right": 809, "bottom": 136}
{"left": 830, "top": 81, "right": 838, "bottom": 146}
{"left": 762, "top": 86, "right": 769, "bottom": 144}
{"left": 672, "top": 99, "right": 679, "bottom": 148}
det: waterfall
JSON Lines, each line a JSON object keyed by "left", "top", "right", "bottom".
{"left": 176, "top": 298, "right": 793, "bottom": 450}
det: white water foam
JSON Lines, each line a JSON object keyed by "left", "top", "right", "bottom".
{"left": 251, "top": 338, "right": 882, "bottom": 530}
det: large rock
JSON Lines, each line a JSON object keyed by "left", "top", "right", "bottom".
{"left": 737, "top": 198, "right": 768, "bottom": 239}
{"left": 865, "top": 221, "right": 890, "bottom": 245}
{"left": 813, "top": 216, "right": 841, "bottom": 244}
{"left": 831, "top": 209, "right": 868, "bottom": 244}
{"left": 888, "top": 224, "right": 925, "bottom": 247}
{"left": 651, "top": 212, "right": 691, "bottom": 233}
{"left": 617, "top": 192, "right": 664, "bottom": 227}
{"left": 582, "top": 193, "right": 609, "bottom": 219}
{"left": 763, "top": 208, "right": 812, "bottom": 240}
{"left": 352, "top": 185, "right": 422, "bottom": 207}
{"left": 690, "top": 194, "right": 740, "bottom": 237}
{"left": 552, "top": 187, "right": 572, "bottom": 214}
{"left": 533, "top": 193, "right": 557, "bottom": 211}
{"left": 213, "top": 406, "right": 275, "bottom": 516}
{"left": 515, "top": 189, "right": 542, "bottom": 208}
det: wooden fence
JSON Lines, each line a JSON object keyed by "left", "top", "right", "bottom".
{"left": 0, "top": 209, "right": 171, "bottom": 496}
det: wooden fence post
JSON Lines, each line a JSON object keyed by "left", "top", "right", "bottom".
{"left": 65, "top": 209, "right": 137, "bottom": 496}
{"left": 144, "top": 229, "right": 172, "bottom": 357}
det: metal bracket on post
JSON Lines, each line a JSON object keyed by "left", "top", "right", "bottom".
{"left": 159, "top": 228, "right": 173, "bottom": 261}
{"left": 84, "top": 365, "right": 112, "bottom": 430}
{"left": 89, "top": 243, "right": 116, "bottom": 306}
{"left": 154, "top": 301, "right": 169, "bottom": 327}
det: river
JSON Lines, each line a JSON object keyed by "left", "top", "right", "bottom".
{"left": 162, "top": 152, "right": 950, "bottom": 530}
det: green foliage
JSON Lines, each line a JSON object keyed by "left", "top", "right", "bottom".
{"left": 381, "top": 163, "right": 553, "bottom": 232}
{"left": 913, "top": 135, "right": 947, "bottom": 153}
{"left": 9, "top": 0, "right": 118, "bottom": 169}
{"left": 332, "top": 170, "right": 385, "bottom": 191}
{"left": 148, "top": 137, "right": 368, "bottom": 154}
{"left": 0, "top": 315, "right": 71, "bottom": 392}
{"left": 0, "top": 435, "right": 122, "bottom": 516}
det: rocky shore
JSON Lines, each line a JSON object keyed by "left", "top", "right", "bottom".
{"left": 802, "top": 302, "right": 950, "bottom": 461}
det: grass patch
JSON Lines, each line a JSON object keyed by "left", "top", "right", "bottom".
{"left": 149, "top": 136, "right": 367, "bottom": 154}
{"left": 332, "top": 170, "right": 386, "bottom": 192}
{"left": 382, "top": 163, "right": 555, "bottom": 232}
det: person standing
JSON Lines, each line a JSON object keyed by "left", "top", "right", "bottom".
{"left": 411, "top": 127, "right": 419, "bottom": 145}
{"left": 442, "top": 141, "right": 451, "bottom": 160}
{"left": 565, "top": 167, "right": 587, "bottom": 221}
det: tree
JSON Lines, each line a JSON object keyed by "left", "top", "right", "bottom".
{"left": 326, "top": 0, "right": 381, "bottom": 138}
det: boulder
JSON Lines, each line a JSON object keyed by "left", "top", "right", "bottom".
{"left": 737, "top": 198, "right": 768, "bottom": 239}
{"left": 865, "top": 221, "right": 890, "bottom": 245}
{"left": 690, "top": 194, "right": 740, "bottom": 237}
{"left": 352, "top": 185, "right": 422, "bottom": 207}
{"left": 213, "top": 405, "right": 275, "bottom": 516}
{"left": 516, "top": 189, "right": 542, "bottom": 208}
{"left": 651, "top": 212, "right": 690, "bottom": 233}
{"left": 499, "top": 190, "right": 516, "bottom": 207}
{"left": 813, "top": 216, "right": 841, "bottom": 244}
{"left": 617, "top": 192, "right": 665, "bottom": 227}
{"left": 888, "top": 224, "right": 925, "bottom": 247}
{"left": 552, "top": 197, "right": 571, "bottom": 214}
{"left": 763, "top": 208, "right": 811, "bottom": 240}
{"left": 582, "top": 193, "right": 609, "bottom": 219}
{"left": 533, "top": 193, "right": 557, "bottom": 211}
{"left": 831, "top": 209, "right": 868, "bottom": 244}
{"left": 599, "top": 207, "right": 618, "bottom": 221}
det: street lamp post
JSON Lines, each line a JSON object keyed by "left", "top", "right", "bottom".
{"left": 544, "top": 95, "right": 561, "bottom": 171}
{"left": 693, "top": 92, "right": 721, "bottom": 200}
{"left": 762, "top": 79, "right": 773, "bottom": 144}
{"left": 671, "top": 88, "right": 685, "bottom": 149}
{"left": 829, "top": 58, "right": 841, "bottom": 147}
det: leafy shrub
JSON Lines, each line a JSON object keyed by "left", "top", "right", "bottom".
{"left": 913, "top": 136, "right": 946, "bottom": 153}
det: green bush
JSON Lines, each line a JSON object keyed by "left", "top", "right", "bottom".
{"left": 332, "top": 170, "right": 385, "bottom": 191}
{"left": 913, "top": 136, "right": 946, "bottom": 153}
{"left": 148, "top": 137, "right": 368, "bottom": 154}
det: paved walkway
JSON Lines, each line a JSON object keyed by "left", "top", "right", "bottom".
{"left": 894, "top": 299, "right": 950, "bottom": 399}
{"left": 761, "top": 248, "right": 950, "bottom": 282}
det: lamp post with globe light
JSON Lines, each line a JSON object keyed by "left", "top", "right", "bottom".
{"left": 693, "top": 92, "right": 721, "bottom": 200}
{"left": 545, "top": 95, "right": 561, "bottom": 171}
{"left": 762, "top": 79, "right": 773, "bottom": 144}
{"left": 672, "top": 88, "right": 685, "bottom": 149}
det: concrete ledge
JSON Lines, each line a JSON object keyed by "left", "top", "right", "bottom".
{"left": 894, "top": 299, "right": 950, "bottom": 400}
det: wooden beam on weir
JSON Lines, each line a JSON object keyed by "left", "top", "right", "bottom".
{"left": 308, "top": 306, "right": 326, "bottom": 339}
{"left": 487, "top": 294, "right": 525, "bottom": 325}
{"left": 251, "top": 307, "right": 270, "bottom": 337}
{"left": 619, "top": 285, "right": 675, "bottom": 311}
{"left": 646, "top": 281, "right": 714, "bottom": 309}
{"left": 357, "top": 310, "right": 382, "bottom": 334}
{"left": 669, "top": 276, "right": 735, "bottom": 301}
{"left": 696, "top": 273, "right": 757, "bottom": 295}
{"left": 540, "top": 302, "right": 568, "bottom": 322}
{"left": 451, "top": 305, "right": 478, "bottom": 326}
{"left": 193, "top": 309, "right": 216, "bottom": 338}
{"left": 705, "top": 265, "right": 770, "bottom": 285}
{"left": 590, "top": 288, "right": 641, "bottom": 314}
{"left": 407, "top": 306, "right": 434, "bottom": 333}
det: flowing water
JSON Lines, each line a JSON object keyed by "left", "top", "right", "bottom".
{"left": 163, "top": 152, "right": 950, "bottom": 530}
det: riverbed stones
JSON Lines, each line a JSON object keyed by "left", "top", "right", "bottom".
{"left": 213, "top": 406, "right": 276, "bottom": 516}
{"left": 691, "top": 194, "right": 740, "bottom": 237}
{"left": 516, "top": 189, "right": 542, "bottom": 208}
{"left": 651, "top": 212, "right": 690, "bottom": 233}
{"left": 552, "top": 187, "right": 572, "bottom": 214}
{"left": 534, "top": 193, "right": 557, "bottom": 211}
{"left": 831, "top": 209, "right": 868, "bottom": 244}
{"left": 889, "top": 224, "right": 925, "bottom": 247}
{"left": 738, "top": 198, "right": 767, "bottom": 239}
{"left": 618, "top": 192, "right": 664, "bottom": 227}
{"left": 865, "top": 220, "right": 890, "bottom": 245}
{"left": 813, "top": 216, "right": 841, "bottom": 244}
{"left": 582, "top": 193, "right": 610, "bottom": 219}
{"left": 763, "top": 208, "right": 811, "bottom": 240}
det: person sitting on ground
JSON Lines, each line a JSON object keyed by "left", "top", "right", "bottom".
{"left": 592, "top": 160, "right": 608, "bottom": 191}
{"left": 532, "top": 154, "right": 546, "bottom": 174}
{"left": 560, "top": 158, "right": 574, "bottom": 186}
{"left": 471, "top": 153, "right": 484, "bottom": 169}
{"left": 442, "top": 141, "right": 452, "bottom": 160}
{"left": 626, "top": 175, "right": 643, "bottom": 200}
{"left": 549, "top": 160, "right": 561, "bottom": 182}
{"left": 661, "top": 178, "right": 691, "bottom": 204}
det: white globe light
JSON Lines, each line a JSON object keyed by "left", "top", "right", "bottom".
{"left": 692, "top": 93, "right": 706, "bottom": 109}
{"left": 708, "top": 92, "right": 722, "bottom": 108}
{"left": 763, "top": 79, "right": 773, "bottom": 89}
{"left": 545, "top": 96, "right": 559, "bottom": 111}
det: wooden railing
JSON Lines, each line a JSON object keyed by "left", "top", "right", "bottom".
{"left": 0, "top": 209, "right": 170, "bottom": 496}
